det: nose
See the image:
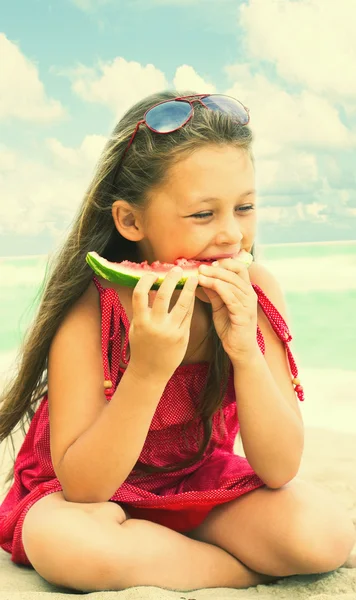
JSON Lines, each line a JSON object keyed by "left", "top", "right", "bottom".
{"left": 215, "top": 217, "right": 244, "bottom": 246}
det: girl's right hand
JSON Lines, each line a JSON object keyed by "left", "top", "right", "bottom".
{"left": 128, "top": 267, "right": 199, "bottom": 383}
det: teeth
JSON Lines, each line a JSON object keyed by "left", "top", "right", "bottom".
{"left": 199, "top": 252, "right": 253, "bottom": 267}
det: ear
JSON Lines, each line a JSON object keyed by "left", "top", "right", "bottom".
{"left": 112, "top": 200, "right": 145, "bottom": 242}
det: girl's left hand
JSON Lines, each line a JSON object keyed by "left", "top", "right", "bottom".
{"left": 197, "top": 253, "right": 259, "bottom": 364}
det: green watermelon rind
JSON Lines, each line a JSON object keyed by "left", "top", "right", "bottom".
{"left": 86, "top": 250, "right": 254, "bottom": 290}
{"left": 86, "top": 251, "right": 198, "bottom": 289}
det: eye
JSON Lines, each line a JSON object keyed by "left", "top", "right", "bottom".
{"left": 192, "top": 205, "right": 255, "bottom": 219}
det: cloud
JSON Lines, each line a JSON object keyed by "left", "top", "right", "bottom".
{"left": 0, "top": 34, "right": 65, "bottom": 123}
{"left": 61, "top": 58, "right": 168, "bottom": 121}
{"left": 62, "top": 58, "right": 218, "bottom": 123}
{"left": 1, "top": 32, "right": 355, "bottom": 250}
{"left": 173, "top": 65, "right": 216, "bottom": 94}
{"left": 0, "top": 56, "right": 222, "bottom": 244}
{"left": 65, "top": 60, "right": 216, "bottom": 119}
{"left": 62, "top": 52, "right": 354, "bottom": 153}
{"left": 256, "top": 152, "right": 319, "bottom": 197}
{"left": 239, "top": 0, "right": 356, "bottom": 100}
{"left": 0, "top": 132, "right": 349, "bottom": 243}
{"left": 258, "top": 201, "right": 328, "bottom": 225}
{"left": 225, "top": 64, "right": 354, "bottom": 151}
{"left": 46, "top": 134, "right": 107, "bottom": 168}
{"left": 0, "top": 144, "right": 16, "bottom": 171}
{"left": 0, "top": 135, "right": 107, "bottom": 237}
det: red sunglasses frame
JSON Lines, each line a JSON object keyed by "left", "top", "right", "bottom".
{"left": 112, "top": 93, "right": 250, "bottom": 180}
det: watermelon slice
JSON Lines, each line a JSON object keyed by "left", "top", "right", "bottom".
{"left": 86, "top": 251, "right": 253, "bottom": 289}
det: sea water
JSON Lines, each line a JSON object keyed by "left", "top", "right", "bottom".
{"left": 0, "top": 241, "right": 355, "bottom": 433}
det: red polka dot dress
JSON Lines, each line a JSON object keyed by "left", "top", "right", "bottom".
{"left": 0, "top": 275, "right": 304, "bottom": 566}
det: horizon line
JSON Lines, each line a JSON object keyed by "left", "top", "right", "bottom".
{"left": 0, "top": 239, "right": 355, "bottom": 261}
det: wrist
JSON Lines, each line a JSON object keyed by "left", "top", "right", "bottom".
{"left": 126, "top": 363, "right": 170, "bottom": 388}
{"left": 230, "top": 346, "right": 263, "bottom": 370}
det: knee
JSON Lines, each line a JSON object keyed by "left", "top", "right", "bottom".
{"left": 22, "top": 499, "right": 126, "bottom": 592}
{"left": 23, "top": 517, "right": 122, "bottom": 592}
{"left": 290, "top": 509, "right": 356, "bottom": 574}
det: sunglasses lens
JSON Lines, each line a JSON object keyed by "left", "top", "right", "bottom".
{"left": 145, "top": 100, "right": 192, "bottom": 133}
{"left": 202, "top": 95, "right": 249, "bottom": 125}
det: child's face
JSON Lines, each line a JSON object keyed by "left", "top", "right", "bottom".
{"left": 137, "top": 144, "right": 257, "bottom": 268}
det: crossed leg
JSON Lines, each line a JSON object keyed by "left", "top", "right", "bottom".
{"left": 186, "top": 477, "right": 356, "bottom": 577}
{"left": 22, "top": 491, "right": 279, "bottom": 591}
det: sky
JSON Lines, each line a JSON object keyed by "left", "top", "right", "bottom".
{"left": 0, "top": 0, "right": 356, "bottom": 257}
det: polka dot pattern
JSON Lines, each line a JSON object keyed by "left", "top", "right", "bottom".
{"left": 0, "top": 274, "right": 304, "bottom": 566}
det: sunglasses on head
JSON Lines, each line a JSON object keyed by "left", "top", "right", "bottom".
{"left": 112, "top": 93, "right": 250, "bottom": 179}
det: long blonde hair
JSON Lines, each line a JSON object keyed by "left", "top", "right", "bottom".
{"left": 0, "top": 90, "right": 255, "bottom": 485}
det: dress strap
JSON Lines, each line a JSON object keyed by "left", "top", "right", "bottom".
{"left": 252, "top": 283, "right": 305, "bottom": 402}
{"left": 92, "top": 276, "right": 130, "bottom": 401}
{"left": 256, "top": 324, "right": 265, "bottom": 354}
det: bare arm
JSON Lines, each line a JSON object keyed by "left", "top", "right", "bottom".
{"left": 48, "top": 282, "right": 167, "bottom": 503}
{"left": 50, "top": 266, "right": 197, "bottom": 504}
{"left": 58, "top": 366, "right": 167, "bottom": 503}
{"left": 233, "top": 264, "right": 304, "bottom": 489}
{"left": 233, "top": 349, "right": 304, "bottom": 489}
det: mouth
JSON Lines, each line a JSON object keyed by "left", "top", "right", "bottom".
{"left": 198, "top": 252, "right": 241, "bottom": 262}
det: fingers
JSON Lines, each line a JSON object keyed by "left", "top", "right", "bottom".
{"left": 131, "top": 271, "right": 161, "bottom": 317}
{"left": 150, "top": 267, "right": 186, "bottom": 317}
{"left": 171, "top": 275, "right": 199, "bottom": 328}
{"left": 210, "top": 256, "right": 252, "bottom": 284}
{"left": 131, "top": 268, "right": 199, "bottom": 326}
{"left": 198, "top": 263, "right": 251, "bottom": 294}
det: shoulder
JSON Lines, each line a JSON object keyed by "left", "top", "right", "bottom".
{"left": 53, "top": 279, "right": 103, "bottom": 343}
{"left": 249, "top": 261, "right": 289, "bottom": 322}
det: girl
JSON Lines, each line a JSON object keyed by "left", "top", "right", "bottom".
{"left": 0, "top": 91, "right": 354, "bottom": 593}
